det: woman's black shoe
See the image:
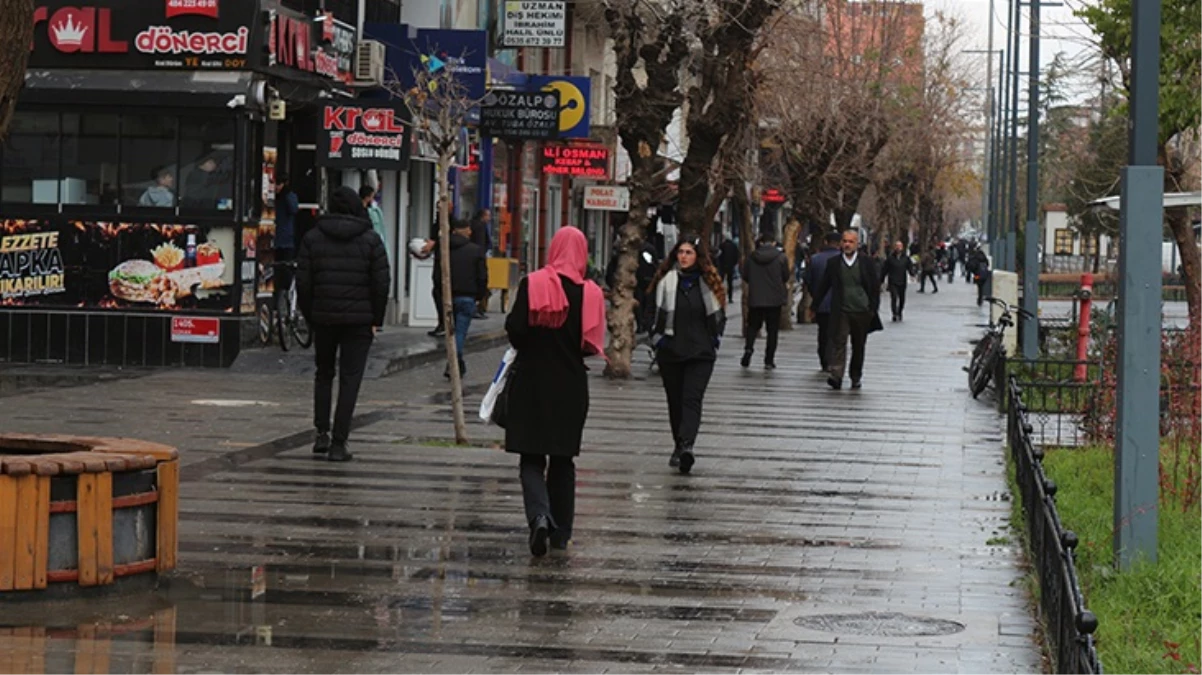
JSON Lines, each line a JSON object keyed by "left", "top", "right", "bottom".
{"left": 678, "top": 444, "right": 695, "bottom": 474}
{"left": 529, "top": 515, "right": 550, "bottom": 557}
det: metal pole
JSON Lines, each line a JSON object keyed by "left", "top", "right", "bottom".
{"left": 1005, "top": 0, "right": 1021, "bottom": 272}
{"left": 1021, "top": 0, "right": 1041, "bottom": 359}
{"left": 992, "top": 46, "right": 1006, "bottom": 263}
{"left": 1114, "top": 0, "right": 1162, "bottom": 570}
{"left": 996, "top": 0, "right": 1015, "bottom": 267}
{"left": 981, "top": 2, "right": 996, "bottom": 243}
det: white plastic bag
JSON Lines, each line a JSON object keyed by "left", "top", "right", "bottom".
{"left": 479, "top": 347, "right": 517, "bottom": 423}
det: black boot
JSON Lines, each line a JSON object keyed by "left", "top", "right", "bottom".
{"left": 529, "top": 515, "right": 550, "bottom": 557}
{"left": 327, "top": 442, "right": 353, "bottom": 462}
{"left": 740, "top": 349, "right": 752, "bottom": 368}
{"left": 313, "top": 430, "right": 331, "bottom": 456}
{"left": 669, "top": 440, "right": 683, "bottom": 468}
{"left": 678, "top": 443, "right": 695, "bottom": 475}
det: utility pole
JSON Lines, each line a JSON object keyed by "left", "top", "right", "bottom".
{"left": 995, "top": 0, "right": 1015, "bottom": 268}
{"left": 981, "top": 1, "right": 996, "bottom": 244}
{"left": 1114, "top": 0, "right": 1163, "bottom": 570}
{"left": 1020, "top": 0, "right": 1041, "bottom": 359}
{"left": 1005, "top": 0, "right": 1021, "bottom": 272}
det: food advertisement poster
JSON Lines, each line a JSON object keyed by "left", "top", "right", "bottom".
{"left": 252, "top": 146, "right": 277, "bottom": 308}
{"left": 1, "top": 219, "right": 235, "bottom": 312}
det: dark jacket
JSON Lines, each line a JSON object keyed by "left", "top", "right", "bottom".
{"left": 881, "top": 252, "right": 911, "bottom": 287}
{"left": 275, "top": 190, "right": 299, "bottom": 250}
{"left": 297, "top": 214, "right": 390, "bottom": 326}
{"left": 804, "top": 248, "right": 840, "bottom": 314}
{"left": 448, "top": 233, "right": 488, "bottom": 298}
{"left": 742, "top": 244, "right": 790, "bottom": 308}
{"left": 813, "top": 253, "right": 883, "bottom": 334}
{"left": 921, "top": 251, "right": 937, "bottom": 273}
{"left": 654, "top": 273, "right": 725, "bottom": 363}
{"left": 505, "top": 276, "right": 589, "bottom": 457}
{"left": 718, "top": 239, "right": 740, "bottom": 274}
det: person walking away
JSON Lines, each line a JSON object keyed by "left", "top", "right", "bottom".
{"left": 505, "top": 227, "right": 606, "bottom": 556}
{"left": 718, "top": 236, "right": 740, "bottom": 303}
{"left": 881, "top": 240, "right": 910, "bottom": 322}
{"left": 446, "top": 219, "right": 488, "bottom": 377}
{"left": 740, "top": 233, "right": 790, "bottom": 368}
{"left": 803, "top": 231, "right": 841, "bottom": 371}
{"left": 649, "top": 238, "right": 726, "bottom": 474}
{"left": 947, "top": 242, "right": 959, "bottom": 283}
{"left": 918, "top": 248, "right": 939, "bottom": 293}
{"left": 971, "top": 249, "right": 992, "bottom": 306}
{"left": 471, "top": 209, "right": 493, "bottom": 318}
{"left": 297, "top": 186, "right": 390, "bottom": 462}
{"left": 814, "top": 230, "right": 882, "bottom": 390}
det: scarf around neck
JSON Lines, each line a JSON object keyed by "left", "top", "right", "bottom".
{"left": 526, "top": 227, "right": 607, "bottom": 358}
{"left": 654, "top": 267, "right": 721, "bottom": 337}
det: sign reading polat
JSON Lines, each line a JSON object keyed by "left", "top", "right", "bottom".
{"left": 583, "top": 186, "right": 630, "bottom": 212}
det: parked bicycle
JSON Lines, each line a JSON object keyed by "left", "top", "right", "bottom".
{"left": 256, "top": 261, "right": 312, "bottom": 351}
{"left": 967, "top": 296, "right": 1032, "bottom": 398}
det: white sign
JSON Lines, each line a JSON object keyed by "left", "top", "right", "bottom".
{"left": 584, "top": 186, "right": 630, "bottom": 212}
{"left": 502, "top": 1, "right": 566, "bottom": 48}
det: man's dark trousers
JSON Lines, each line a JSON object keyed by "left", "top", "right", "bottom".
{"left": 723, "top": 269, "right": 735, "bottom": 302}
{"left": 829, "top": 311, "right": 872, "bottom": 383}
{"left": 314, "top": 324, "right": 374, "bottom": 444}
{"left": 889, "top": 283, "right": 906, "bottom": 319}
{"left": 815, "top": 311, "right": 831, "bottom": 370}
{"left": 920, "top": 272, "right": 938, "bottom": 293}
{"left": 745, "top": 307, "right": 781, "bottom": 364}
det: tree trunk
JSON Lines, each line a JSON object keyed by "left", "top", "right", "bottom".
{"left": 732, "top": 176, "right": 755, "bottom": 330}
{"left": 603, "top": 150, "right": 654, "bottom": 379}
{"left": 780, "top": 218, "right": 801, "bottom": 330}
{"left": 0, "top": 0, "right": 35, "bottom": 139}
{"left": 677, "top": 132, "right": 723, "bottom": 240}
{"left": 1161, "top": 145, "right": 1201, "bottom": 333}
{"left": 438, "top": 156, "right": 468, "bottom": 444}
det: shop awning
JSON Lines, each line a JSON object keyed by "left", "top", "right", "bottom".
{"left": 21, "top": 70, "right": 254, "bottom": 107}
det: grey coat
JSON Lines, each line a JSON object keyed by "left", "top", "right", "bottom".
{"left": 741, "top": 245, "right": 790, "bottom": 308}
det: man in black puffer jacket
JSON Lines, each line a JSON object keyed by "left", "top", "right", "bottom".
{"left": 740, "top": 233, "right": 790, "bottom": 369}
{"left": 297, "top": 186, "right": 390, "bottom": 462}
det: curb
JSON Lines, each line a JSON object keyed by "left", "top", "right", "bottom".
{"left": 369, "top": 330, "right": 510, "bottom": 379}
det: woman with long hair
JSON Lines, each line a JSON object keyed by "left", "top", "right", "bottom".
{"left": 649, "top": 237, "right": 726, "bottom": 474}
{"left": 505, "top": 227, "right": 607, "bottom": 556}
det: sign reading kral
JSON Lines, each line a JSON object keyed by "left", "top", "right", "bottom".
{"left": 316, "top": 104, "right": 412, "bottom": 169}
{"left": 583, "top": 186, "right": 630, "bottom": 212}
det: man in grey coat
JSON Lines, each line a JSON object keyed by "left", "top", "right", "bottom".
{"left": 741, "top": 233, "right": 791, "bottom": 369}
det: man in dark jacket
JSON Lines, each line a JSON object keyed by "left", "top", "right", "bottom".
{"left": 718, "top": 236, "right": 740, "bottom": 302}
{"left": 919, "top": 247, "right": 939, "bottom": 293}
{"left": 803, "top": 231, "right": 841, "bottom": 371}
{"left": 297, "top": 186, "right": 390, "bottom": 462}
{"left": 740, "top": 234, "right": 790, "bottom": 369}
{"left": 447, "top": 218, "right": 488, "bottom": 376}
{"left": 470, "top": 209, "right": 492, "bottom": 319}
{"left": 880, "top": 240, "right": 911, "bottom": 322}
{"left": 813, "top": 229, "right": 882, "bottom": 390}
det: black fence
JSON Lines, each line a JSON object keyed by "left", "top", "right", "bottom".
{"left": 1006, "top": 376, "right": 1103, "bottom": 674}
{"left": 1002, "top": 358, "right": 1100, "bottom": 447}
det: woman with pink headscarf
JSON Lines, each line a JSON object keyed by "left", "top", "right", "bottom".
{"left": 504, "top": 227, "right": 606, "bottom": 556}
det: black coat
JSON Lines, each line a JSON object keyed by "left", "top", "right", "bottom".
{"left": 504, "top": 276, "right": 589, "bottom": 457}
{"left": 448, "top": 234, "right": 488, "bottom": 298}
{"left": 297, "top": 214, "right": 390, "bottom": 326}
{"left": 813, "top": 254, "right": 883, "bottom": 334}
{"left": 653, "top": 275, "right": 725, "bottom": 363}
{"left": 881, "top": 252, "right": 911, "bottom": 287}
{"left": 742, "top": 245, "right": 790, "bottom": 308}
{"left": 718, "top": 240, "right": 741, "bottom": 274}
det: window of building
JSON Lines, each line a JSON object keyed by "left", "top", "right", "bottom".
{"left": 1, "top": 111, "right": 61, "bottom": 204}
{"left": 1083, "top": 234, "right": 1098, "bottom": 257}
{"left": 1054, "top": 228, "right": 1075, "bottom": 255}
{"left": 179, "top": 118, "right": 235, "bottom": 211}
{"left": 61, "top": 113, "right": 120, "bottom": 207}
{"left": 122, "top": 115, "right": 179, "bottom": 209}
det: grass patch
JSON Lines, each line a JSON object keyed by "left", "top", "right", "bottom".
{"left": 1042, "top": 445, "right": 1201, "bottom": 674}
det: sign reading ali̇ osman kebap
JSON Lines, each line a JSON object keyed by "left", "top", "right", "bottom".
{"left": 542, "top": 144, "right": 610, "bottom": 179}
{"left": 501, "top": 0, "right": 566, "bottom": 48}
{"left": 316, "top": 103, "right": 412, "bottom": 169}
{"left": 479, "top": 90, "right": 561, "bottom": 140}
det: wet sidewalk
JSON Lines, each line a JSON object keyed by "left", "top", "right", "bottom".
{"left": 0, "top": 280, "right": 1042, "bottom": 673}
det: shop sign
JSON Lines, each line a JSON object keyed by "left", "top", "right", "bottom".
{"left": 479, "top": 90, "right": 560, "bottom": 140}
{"left": 583, "top": 186, "right": 630, "bottom": 212}
{"left": 267, "top": 7, "right": 356, "bottom": 82}
{"left": 0, "top": 219, "right": 236, "bottom": 313}
{"left": 170, "top": 316, "right": 220, "bottom": 343}
{"left": 29, "top": 0, "right": 257, "bottom": 70}
{"left": 316, "top": 103, "right": 412, "bottom": 169}
{"left": 762, "top": 188, "right": 787, "bottom": 204}
{"left": 526, "top": 75, "right": 591, "bottom": 138}
{"left": 542, "top": 144, "right": 609, "bottom": 179}
{"left": 501, "top": 0, "right": 566, "bottom": 48}
{"left": 324, "top": 15, "right": 356, "bottom": 84}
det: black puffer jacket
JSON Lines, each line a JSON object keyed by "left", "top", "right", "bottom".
{"left": 448, "top": 233, "right": 488, "bottom": 298}
{"left": 297, "top": 213, "right": 390, "bottom": 326}
{"left": 741, "top": 244, "right": 790, "bottom": 308}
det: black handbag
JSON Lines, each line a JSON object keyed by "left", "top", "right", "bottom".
{"left": 490, "top": 362, "right": 516, "bottom": 429}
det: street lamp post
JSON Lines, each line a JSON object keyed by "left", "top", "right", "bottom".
{"left": 1020, "top": 0, "right": 1041, "bottom": 359}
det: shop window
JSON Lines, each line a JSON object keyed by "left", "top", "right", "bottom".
{"left": 1, "top": 111, "right": 61, "bottom": 204}
{"left": 179, "top": 118, "right": 235, "bottom": 211}
{"left": 121, "top": 115, "right": 179, "bottom": 208}
{"left": 1053, "top": 228, "right": 1075, "bottom": 255}
{"left": 61, "top": 113, "right": 120, "bottom": 207}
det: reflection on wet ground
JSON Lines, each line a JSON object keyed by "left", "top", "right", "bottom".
{"left": 2, "top": 285, "right": 1042, "bottom": 673}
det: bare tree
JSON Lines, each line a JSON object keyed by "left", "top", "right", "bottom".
{"left": 0, "top": 0, "right": 34, "bottom": 138}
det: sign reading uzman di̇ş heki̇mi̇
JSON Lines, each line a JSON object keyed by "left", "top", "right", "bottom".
{"left": 502, "top": 1, "right": 566, "bottom": 48}
{"left": 1, "top": 231, "right": 66, "bottom": 299}
{"left": 316, "top": 103, "right": 412, "bottom": 169}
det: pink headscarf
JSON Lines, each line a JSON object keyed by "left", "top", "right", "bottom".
{"left": 527, "top": 227, "right": 607, "bottom": 358}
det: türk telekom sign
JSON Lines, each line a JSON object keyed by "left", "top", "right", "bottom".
{"left": 316, "top": 104, "right": 413, "bottom": 169}
{"left": 29, "top": 0, "right": 259, "bottom": 70}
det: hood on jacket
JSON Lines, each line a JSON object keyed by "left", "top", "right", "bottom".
{"left": 750, "top": 245, "right": 783, "bottom": 265}
{"left": 450, "top": 232, "right": 472, "bottom": 249}
{"left": 317, "top": 213, "right": 371, "bottom": 241}
{"left": 329, "top": 186, "right": 367, "bottom": 218}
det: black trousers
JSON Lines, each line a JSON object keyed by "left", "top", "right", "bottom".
{"left": 919, "top": 272, "right": 939, "bottom": 292}
{"left": 816, "top": 312, "right": 831, "bottom": 370}
{"left": 659, "top": 359, "right": 715, "bottom": 448}
{"left": 829, "top": 311, "right": 872, "bottom": 383}
{"left": 723, "top": 269, "right": 735, "bottom": 302}
{"left": 519, "top": 454, "right": 576, "bottom": 543}
{"left": 745, "top": 307, "right": 781, "bottom": 363}
{"left": 432, "top": 285, "right": 444, "bottom": 330}
{"left": 889, "top": 284, "right": 906, "bottom": 318}
{"left": 313, "top": 324, "right": 374, "bottom": 445}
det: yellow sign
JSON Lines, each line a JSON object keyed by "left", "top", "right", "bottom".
{"left": 540, "top": 79, "right": 585, "bottom": 133}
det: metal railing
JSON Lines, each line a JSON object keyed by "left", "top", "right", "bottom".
{"left": 1007, "top": 376, "right": 1103, "bottom": 674}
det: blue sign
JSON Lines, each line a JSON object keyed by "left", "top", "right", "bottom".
{"left": 362, "top": 24, "right": 488, "bottom": 101}
{"left": 526, "top": 75, "right": 591, "bottom": 139}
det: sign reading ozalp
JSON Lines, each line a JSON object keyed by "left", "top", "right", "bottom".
{"left": 317, "top": 104, "right": 412, "bottom": 169}
{"left": 480, "top": 90, "right": 560, "bottom": 140}
{"left": 502, "top": 0, "right": 566, "bottom": 48}
{"left": 542, "top": 144, "right": 609, "bottom": 179}
{"left": 583, "top": 186, "right": 630, "bottom": 212}
{"left": 171, "top": 316, "right": 220, "bottom": 344}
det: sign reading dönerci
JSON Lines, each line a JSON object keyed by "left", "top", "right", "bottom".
{"left": 479, "top": 90, "right": 561, "bottom": 140}
{"left": 316, "top": 103, "right": 412, "bottom": 169}
{"left": 501, "top": 1, "right": 566, "bottom": 48}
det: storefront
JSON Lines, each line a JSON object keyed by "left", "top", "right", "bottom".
{"left": 1, "top": 0, "right": 358, "bottom": 367}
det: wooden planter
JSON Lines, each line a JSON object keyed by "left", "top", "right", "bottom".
{"left": 0, "top": 435, "right": 179, "bottom": 593}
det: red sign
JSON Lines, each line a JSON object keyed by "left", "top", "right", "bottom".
{"left": 171, "top": 316, "right": 220, "bottom": 344}
{"left": 317, "top": 103, "right": 412, "bottom": 169}
{"left": 268, "top": 11, "right": 312, "bottom": 72}
{"left": 165, "top": 0, "right": 218, "bottom": 19}
{"left": 762, "top": 188, "right": 787, "bottom": 204}
{"left": 542, "top": 144, "right": 610, "bottom": 179}
{"left": 33, "top": 6, "right": 129, "bottom": 53}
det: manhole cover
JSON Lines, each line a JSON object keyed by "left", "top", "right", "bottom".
{"left": 794, "top": 612, "right": 965, "bottom": 637}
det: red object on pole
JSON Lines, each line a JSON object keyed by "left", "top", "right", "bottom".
{"left": 1075, "top": 272, "right": 1093, "bottom": 381}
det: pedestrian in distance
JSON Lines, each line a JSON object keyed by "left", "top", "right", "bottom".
{"left": 360, "top": 185, "right": 388, "bottom": 262}
{"left": 718, "top": 236, "right": 740, "bottom": 303}
{"left": 918, "top": 247, "right": 939, "bottom": 293}
{"left": 504, "top": 227, "right": 607, "bottom": 557}
{"left": 741, "top": 233, "right": 790, "bottom": 369}
{"left": 445, "top": 218, "right": 488, "bottom": 378}
{"left": 649, "top": 237, "right": 727, "bottom": 474}
{"left": 813, "top": 229, "right": 883, "bottom": 391}
{"left": 969, "top": 246, "right": 992, "bottom": 306}
{"left": 470, "top": 209, "right": 493, "bottom": 318}
{"left": 881, "top": 240, "right": 911, "bottom": 322}
{"left": 803, "top": 231, "right": 842, "bottom": 372}
{"left": 297, "top": 186, "right": 390, "bottom": 462}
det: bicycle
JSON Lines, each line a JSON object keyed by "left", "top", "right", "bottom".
{"left": 967, "top": 296, "right": 1032, "bottom": 398}
{"left": 272, "top": 260, "right": 312, "bottom": 351}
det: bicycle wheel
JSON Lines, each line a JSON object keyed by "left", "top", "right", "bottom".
{"left": 969, "top": 332, "right": 995, "bottom": 374}
{"left": 290, "top": 289, "right": 312, "bottom": 348}
{"left": 970, "top": 341, "right": 999, "bottom": 398}
{"left": 276, "top": 292, "right": 292, "bottom": 351}
{"left": 257, "top": 302, "right": 273, "bottom": 345}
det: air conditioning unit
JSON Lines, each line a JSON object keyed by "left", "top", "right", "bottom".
{"left": 354, "top": 40, "right": 385, "bottom": 86}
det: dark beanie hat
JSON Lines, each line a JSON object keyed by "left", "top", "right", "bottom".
{"left": 329, "top": 186, "right": 367, "bottom": 218}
